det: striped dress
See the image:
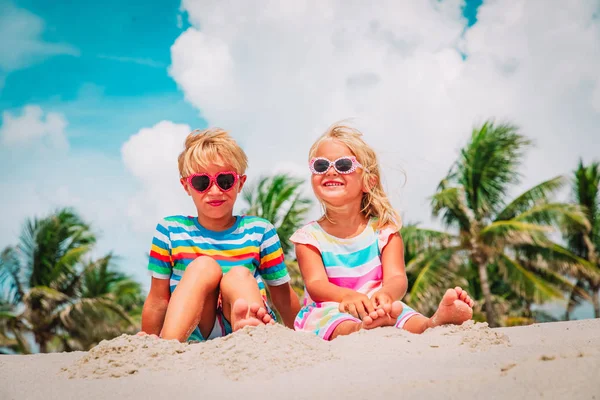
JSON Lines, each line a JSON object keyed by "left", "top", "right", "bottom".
{"left": 291, "top": 218, "right": 420, "bottom": 340}
{"left": 147, "top": 215, "right": 289, "bottom": 341}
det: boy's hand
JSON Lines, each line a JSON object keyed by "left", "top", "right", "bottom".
{"left": 339, "top": 292, "right": 375, "bottom": 320}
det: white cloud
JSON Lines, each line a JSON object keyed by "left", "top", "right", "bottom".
{"left": 121, "top": 120, "right": 196, "bottom": 233}
{"left": 0, "top": 1, "right": 79, "bottom": 73}
{"left": 168, "top": 0, "right": 600, "bottom": 227}
{"left": 0, "top": 105, "right": 69, "bottom": 151}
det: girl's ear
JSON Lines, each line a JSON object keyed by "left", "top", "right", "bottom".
{"left": 238, "top": 175, "right": 247, "bottom": 193}
{"left": 363, "top": 174, "right": 377, "bottom": 193}
{"left": 180, "top": 178, "right": 191, "bottom": 196}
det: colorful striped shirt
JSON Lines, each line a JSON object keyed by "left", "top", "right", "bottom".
{"left": 291, "top": 218, "right": 419, "bottom": 339}
{"left": 148, "top": 215, "right": 290, "bottom": 302}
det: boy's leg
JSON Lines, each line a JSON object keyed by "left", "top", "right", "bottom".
{"left": 161, "top": 256, "right": 222, "bottom": 341}
{"left": 220, "top": 266, "right": 274, "bottom": 331}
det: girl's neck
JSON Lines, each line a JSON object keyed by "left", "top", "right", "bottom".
{"left": 318, "top": 202, "right": 369, "bottom": 239}
{"left": 197, "top": 214, "right": 237, "bottom": 232}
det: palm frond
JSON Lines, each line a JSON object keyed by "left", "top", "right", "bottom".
{"left": 480, "top": 220, "right": 552, "bottom": 246}
{"left": 406, "top": 246, "right": 466, "bottom": 315}
{"left": 496, "top": 176, "right": 566, "bottom": 221}
{"left": 456, "top": 121, "right": 531, "bottom": 219}
{"left": 431, "top": 186, "right": 472, "bottom": 231}
{"left": 496, "top": 254, "right": 564, "bottom": 303}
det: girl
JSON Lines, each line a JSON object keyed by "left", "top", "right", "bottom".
{"left": 292, "top": 123, "right": 474, "bottom": 340}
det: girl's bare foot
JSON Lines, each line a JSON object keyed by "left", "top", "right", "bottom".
{"left": 429, "top": 287, "right": 474, "bottom": 328}
{"left": 231, "top": 298, "right": 274, "bottom": 332}
{"left": 362, "top": 301, "right": 403, "bottom": 329}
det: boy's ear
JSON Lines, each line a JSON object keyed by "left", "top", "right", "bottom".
{"left": 180, "top": 178, "right": 191, "bottom": 196}
{"left": 238, "top": 175, "right": 247, "bottom": 192}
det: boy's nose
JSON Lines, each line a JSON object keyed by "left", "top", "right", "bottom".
{"left": 207, "top": 181, "right": 222, "bottom": 195}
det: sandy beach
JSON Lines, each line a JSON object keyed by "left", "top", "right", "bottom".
{"left": 1, "top": 318, "right": 598, "bottom": 400}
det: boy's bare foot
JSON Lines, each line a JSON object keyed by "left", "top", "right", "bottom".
{"left": 429, "top": 287, "right": 474, "bottom": 328}
{"left": 231, "top": 298, "right": 275, "bottom": 332}
{"left": 362, "top": 301, "right": 403, "bottom": 329}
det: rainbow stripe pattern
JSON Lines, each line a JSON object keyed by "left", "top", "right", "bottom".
{"left": 148, "top": 214, "right": 289, "bottom": 309}
{"left": 291, "top": 219, "right": 419, "bottom": 339}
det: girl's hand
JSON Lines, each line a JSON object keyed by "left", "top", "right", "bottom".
{"left": 371, "top": 291, "right": 394, "bottom": 313}
{"left": 339, "top": 292, "right": 375, "bottom": 320}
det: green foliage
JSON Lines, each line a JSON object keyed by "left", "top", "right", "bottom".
{"left": 407, "top": 120, "right": 592, "bottom": 327}
{"left": 243, "top": 173, "right": 312, "bottom": 256}
{"left": 0, "top": 208, "right": 144, "bottom": 353}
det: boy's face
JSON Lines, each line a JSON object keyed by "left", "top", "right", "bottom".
{"left": 181, "top": 158, "right": 246, "bottom": 222}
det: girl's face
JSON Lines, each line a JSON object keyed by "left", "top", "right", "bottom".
{"left": 311, "top": 139, "right": 366, "bottom": 208}
{"left": 180, "top": 157, "right": 246, "bottom": 222}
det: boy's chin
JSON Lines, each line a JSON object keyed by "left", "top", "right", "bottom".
{"left": 200, "top": 207, "right": 235, "bottom": 220}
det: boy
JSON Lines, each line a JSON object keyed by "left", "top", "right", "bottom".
{"left": 141, "top": 128, "right": 300, "bottom": 342}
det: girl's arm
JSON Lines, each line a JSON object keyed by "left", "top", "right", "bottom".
{"left": 141, "top": 277, "right": 171, "bottom": 335}
{"left": 376, "top": 232, "right": 409, "bottom": 301}
{"left": 297, "top": 243, "right": 375, "bottom": 319}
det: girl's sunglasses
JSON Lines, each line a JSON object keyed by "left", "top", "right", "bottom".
{"left": 184, "top": 171, "right": 240, "bottom": 193}
{"left": 309, "top": 156, "right": 367, "bottom": 175}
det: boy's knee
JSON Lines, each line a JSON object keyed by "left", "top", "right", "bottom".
{"left": 186, "top": 256, "right": 222, "bottom": 281}
{"left": 222, "top": 266, "right": 253, "bottom": 284}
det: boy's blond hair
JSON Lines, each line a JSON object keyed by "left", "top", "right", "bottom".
{"left": 178, "top": 128, "right": 248, "bottom": 177}
{"left": 309, "top": 122, "right": 401, "bottom": 231}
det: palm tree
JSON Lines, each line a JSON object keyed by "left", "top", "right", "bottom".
{"left": 243, "top": 174, "right": 313, "bottom": 299}
{"left": 403, "top": 121, "right": 594, "bottom": 327}
{"left": 0, "top": 208, "right": 143, "bottom": 353}
{"left": 243, "top": 174, "right": 312, "bottom": 256}
{"left": 564, "top": 160, "right": 600, "bottom": 318}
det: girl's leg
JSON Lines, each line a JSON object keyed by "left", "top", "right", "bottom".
{"left": 161, "top": 256, "right": 221, "bottom": 341}
{"left": 329, "top": 320, "right": 362, "bottom": 340}
{"left": 403, "top": 287, "right": 474, "bottom": 334}
{"left": 220, "top": 266, "right": 273, "bottom": 331}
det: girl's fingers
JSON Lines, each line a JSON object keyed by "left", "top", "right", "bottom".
{"left": 355, "top": 301, "right": 367, "bottom": 320}
{"left": 362, "top": 298, "right": 375, "bottom": 314}
{"left": 347, "top": 303, "right": 358, "bottom": 318}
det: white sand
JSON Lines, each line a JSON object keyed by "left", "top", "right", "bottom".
{"left": 1, "top": 319, "right": 599, "bottom": 400}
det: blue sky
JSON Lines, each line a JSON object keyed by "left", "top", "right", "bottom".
{"left": 1, "top": 0, "right": 205, "bottom": 153}
{"left": 1, "top": 0, "right": 598, "bottom": 320}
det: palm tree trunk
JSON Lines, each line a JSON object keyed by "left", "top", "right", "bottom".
{"left": 477, "top": 262, "right": 497, "bottom": 327}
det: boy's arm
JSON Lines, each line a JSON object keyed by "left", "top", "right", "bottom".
{"left": 268, "top": 282, "right": 300, "bottom": 329}
{"left": 141, "top": 277, "right": 171, "bottom": 335}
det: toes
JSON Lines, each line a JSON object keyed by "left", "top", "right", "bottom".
{"left": 249, "top": 303, "right": 260, "bottom": 314}
{"left": 363, "top": 316, "right": 373, "bottom": 325}
{"left": 441, "top": 288, "right": 459, "bottom": 305}
{"left": 382, "top": 303, "right": 392, "bottom": 314}
{"left": 369, "top": 311, "right": 379, "bottom": 320}
{"left": 262, "top": 312, "right": 272, "bottom": 324}
{"left": 377, "top": 308, "right": 386, "bottom": 317}
{"left": 390, "top": 301, "right": 403, "bottom": 319}
{"left": 256, "top": 306, "right": 266, "bottom": 319}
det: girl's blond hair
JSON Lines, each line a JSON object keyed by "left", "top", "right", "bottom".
{"left": 309, "top": 122, "right": 401, "bottom": 230}
{"left": 178, "top": 128, "right": 248, "bottom": 177}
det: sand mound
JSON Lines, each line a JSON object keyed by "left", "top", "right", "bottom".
{"left": 440, "top": 320, "right": 511, "bottom": 350}
{"left": 63, "top": 324, "right": 336, "bottom": 381}
{"left": 63, "top": 334, "right": 191, "bottom": 379}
